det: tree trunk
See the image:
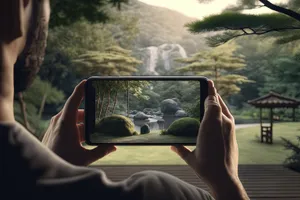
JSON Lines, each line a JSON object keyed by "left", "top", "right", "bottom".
{"left": 99, "top": 92, "right": 105, "bottom": 119}
{"left": 17, "top": 92, "right": 34, "bottom": 133}
{"left": 127, "top": 81, "right": 129, "bottom": 117}
{"left": 97, "top": 91, "right": 101, "bottom": 118}
{"left": 112, "top": 91, "right": 118, "bottom": 114}
{"left": 14, "top": 1, "right": 49, "bottom": 93}
{"left": 38, "top": 92, "right": 48, "bottom": 119}
{"left": 259, "top": 0, "right": 300, "bottom": 22}
{"left": 104, "top": 89, "right": 111, "bottom": 117}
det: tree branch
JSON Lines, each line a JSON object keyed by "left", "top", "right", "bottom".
{"left": 259, "top": 0, "right": 300, "bottom": 22}
{"left": 214, "top": 27, "right": 300, "bottom": 46}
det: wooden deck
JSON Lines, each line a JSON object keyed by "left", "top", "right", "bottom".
{"left": 92, "top": 165, "right": 300, "bottom": 200}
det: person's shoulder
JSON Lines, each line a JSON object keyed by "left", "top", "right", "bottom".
{"left": 122, "top": 170, "right": 214, "bottom": 200}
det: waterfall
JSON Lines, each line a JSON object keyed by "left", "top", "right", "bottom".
{"left": 176, "top": 44, "right": 187, "bottom": 58}
{"left": 147, "top": 46, "right": 159, "bottom": 74}
{"left": 141, "top": 44, "right": 188, "bottom": 74}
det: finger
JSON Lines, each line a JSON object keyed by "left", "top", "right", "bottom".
{"left": 77, "top": 109, "right": 84, "bottom": 123}
{"left": 170, "top": 145, "right": 194, "bottom": 166}
{"left": 61, "top": 80, "right": 86, "bottom": 122}
{"left": 77, "top": 123, "right": 85, "bottom": 143}
{"left": 218, "top": 94, "right": 234, "bottom": 121}
{"left": 86, "top": 145, "right": 117, "bottom": 162}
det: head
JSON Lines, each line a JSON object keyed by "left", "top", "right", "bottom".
{"left": 13, "top": 0, "right": 51, "bottom": 93}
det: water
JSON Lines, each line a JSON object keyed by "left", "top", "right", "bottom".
{"left": 144, "top": 43, "right": 188, "bottom": 73}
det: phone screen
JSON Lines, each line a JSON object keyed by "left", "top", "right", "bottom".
{"left": 86, "top": 78, "right": 207, "bottom": 145}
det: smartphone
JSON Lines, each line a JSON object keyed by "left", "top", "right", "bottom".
{"left": 85, "top": 76, "right": 208, "bottom": 145}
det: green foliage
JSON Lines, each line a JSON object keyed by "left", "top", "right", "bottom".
{"left": 176, "top": 42, "right": 253, "bottom": 98}
{"left": 187, "top": 12, "right": 297, "bottom": 33}
{"left": 282, "top": 136, "right": 300, "bottom": 173}
{"left": 164, "top": 117, "right": 200, "bottom": 137}
{"left": 23, "top": 77, "right": 65, "bottom": 106}
{"left": 49, "top": 0, "right": 128, "bottom": 27}
{"left": 95, "top": 115, "right": 138, "bottom": 136}
{"left": 73, "top": 46, "right": 142, "bottom": 76}
{"left": 93, "top": 80, "right": 150, "bottom": 118}
{"left": 191, "top": 0, "right": 300, "bottom": 46}
{"left": 14, "top": 77, "right": 65, "bottom": 137}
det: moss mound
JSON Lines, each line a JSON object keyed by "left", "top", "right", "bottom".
{"left": 96, "top": 115, "right": 138, "bottom": 136}
{"left": 165, "top": 117, "right": 200, "bottom": 137}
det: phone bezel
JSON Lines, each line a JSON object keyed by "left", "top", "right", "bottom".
{"left": 85, "top": 76, "right": 208, "bottom": 145}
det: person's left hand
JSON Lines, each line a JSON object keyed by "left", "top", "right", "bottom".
{"left": 42, "top": 80, "right": 117, "bottom": 166}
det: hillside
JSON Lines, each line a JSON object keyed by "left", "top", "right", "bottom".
{"left": 115, "top": 0, "right": 209, "bottom": 55}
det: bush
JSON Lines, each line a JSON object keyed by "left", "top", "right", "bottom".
{"left": 96, "top": 115, "right": 138, "bottom": 136}
{"left": 164, "top": 117, "right": 200, "bottom": 137}
{"left": 282, "top": 136, "right": 300, "bottom": 173}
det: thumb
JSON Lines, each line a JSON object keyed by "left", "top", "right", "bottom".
{"left": 204, "top": 82, "right": 221, "bottom": 119}
{"left": 171, "top": 145, "right": 195, "bottom": 166}
{"left": 86, "top": 145, "right": 117, "bottom": 162}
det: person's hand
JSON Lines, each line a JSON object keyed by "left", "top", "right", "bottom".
{"left": 171, "top": 80, "right": 248, "bottom": 199}
{"left": 42, "top": 80, "right": 117, "bottom": 166}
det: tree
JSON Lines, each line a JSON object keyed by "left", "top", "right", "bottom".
{"left": 73, "top": 46, "right": 142, "bottom": 77}
{"left": 176, "top": 42, "right": 252, "bottom": 98}
{"left": 282, "top": 136, "right": 300, "bottom": 173}
{"left": 93, "top": 80, "right": 150, "bottom": 120}
{"left": 14, "top": 0, "right": 129, "bottom": 93}
{"left": 14, "top": 77, "right": 65, "bottom": 135}
{"left": 189, "top": 0, "right": 300, "bottom": 46}
{"left": 49, "top": 0, "right": 129, "bottom": 28}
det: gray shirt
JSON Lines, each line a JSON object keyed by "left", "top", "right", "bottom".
{"left": 0, "top": 122, "right": 213, "bottom": 200}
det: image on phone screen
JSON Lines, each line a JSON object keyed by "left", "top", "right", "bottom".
{"left": 86, "top": 78, "right": 207, "bottom": 144}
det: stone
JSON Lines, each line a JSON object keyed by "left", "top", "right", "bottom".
{"left": 175, "top": 110, "right": 188, "bottom": 117}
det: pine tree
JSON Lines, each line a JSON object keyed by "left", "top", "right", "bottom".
{"left": 72, "top": 45, "right": 142, "bottom": 76}
{"left": 176, "top": 42, "right": 253, "bottom": 98}
{"left": 282, "top": 136, "right": 300, "bottom": 173}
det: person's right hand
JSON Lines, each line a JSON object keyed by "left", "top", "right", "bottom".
{"left": 171, "top": 80, "right": 248, "bottom": 199}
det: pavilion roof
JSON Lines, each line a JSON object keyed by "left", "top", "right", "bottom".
{"left": 248, "top": 92, "right": 300, "bottom": 108}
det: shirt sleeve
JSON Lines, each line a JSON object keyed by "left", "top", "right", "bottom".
{"left": 0, "top": 122, "right": 214, "bottom": 200}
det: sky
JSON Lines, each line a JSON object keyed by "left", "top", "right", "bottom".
{"left": 138, "top": 0, "right": 288, "bottom": 19}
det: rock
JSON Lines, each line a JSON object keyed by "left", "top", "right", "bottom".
{"left": 172, "top": 98, "right": 181, "bottom": 106}
{"left": 175, "top": 110, "right": 188, "bottom": 117}
{"left": 153, "top": 111, "right": 162, "bottom": 116}
{"left": 143, "top": 108, "right": 153, "bottom": 113}
{"left": 130, "top": 110, "right": 138, "bottom": 115}
{"left": 160, "top": 99, "right": 181, "bottom": 114}
{"left": 133, "top": 112, "right": 149, "bottom": 120}
{"left": 140, "top": 124, "right": 151, "bottom": 134}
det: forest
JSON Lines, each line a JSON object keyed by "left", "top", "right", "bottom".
{"left": 15, "top": 0, "right": 300, "bottom": 141}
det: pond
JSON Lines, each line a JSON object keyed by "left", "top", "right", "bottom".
{"left": 130, "top": 115, "right": 184, "bottom": 132}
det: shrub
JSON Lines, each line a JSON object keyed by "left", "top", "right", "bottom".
{"left": 96, "top": 115, "right": 138, "bottom": 136}
{"left": 282, "top": 136, "right": 300, "bottom": 173}
{"left": 164, "top": 117, "right": 200, "bottom": 137}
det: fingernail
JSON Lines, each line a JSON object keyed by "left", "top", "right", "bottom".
{"left": 206, "top": 95, "right": 217, "bottom": 102}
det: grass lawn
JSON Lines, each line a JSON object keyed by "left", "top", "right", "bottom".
{"left": 90, "top": 130, "right": 197, "bottom": 144}
{"left": 91, "top": 122, "right": 300, "bottom": 165}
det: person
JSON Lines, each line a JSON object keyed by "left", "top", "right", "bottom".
{"left": 0, "top": 1, "right": 250, "bottom": 199}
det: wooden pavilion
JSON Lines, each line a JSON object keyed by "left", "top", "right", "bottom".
{"left": 248, "top": 91, "right": 300, "bottom": 144}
